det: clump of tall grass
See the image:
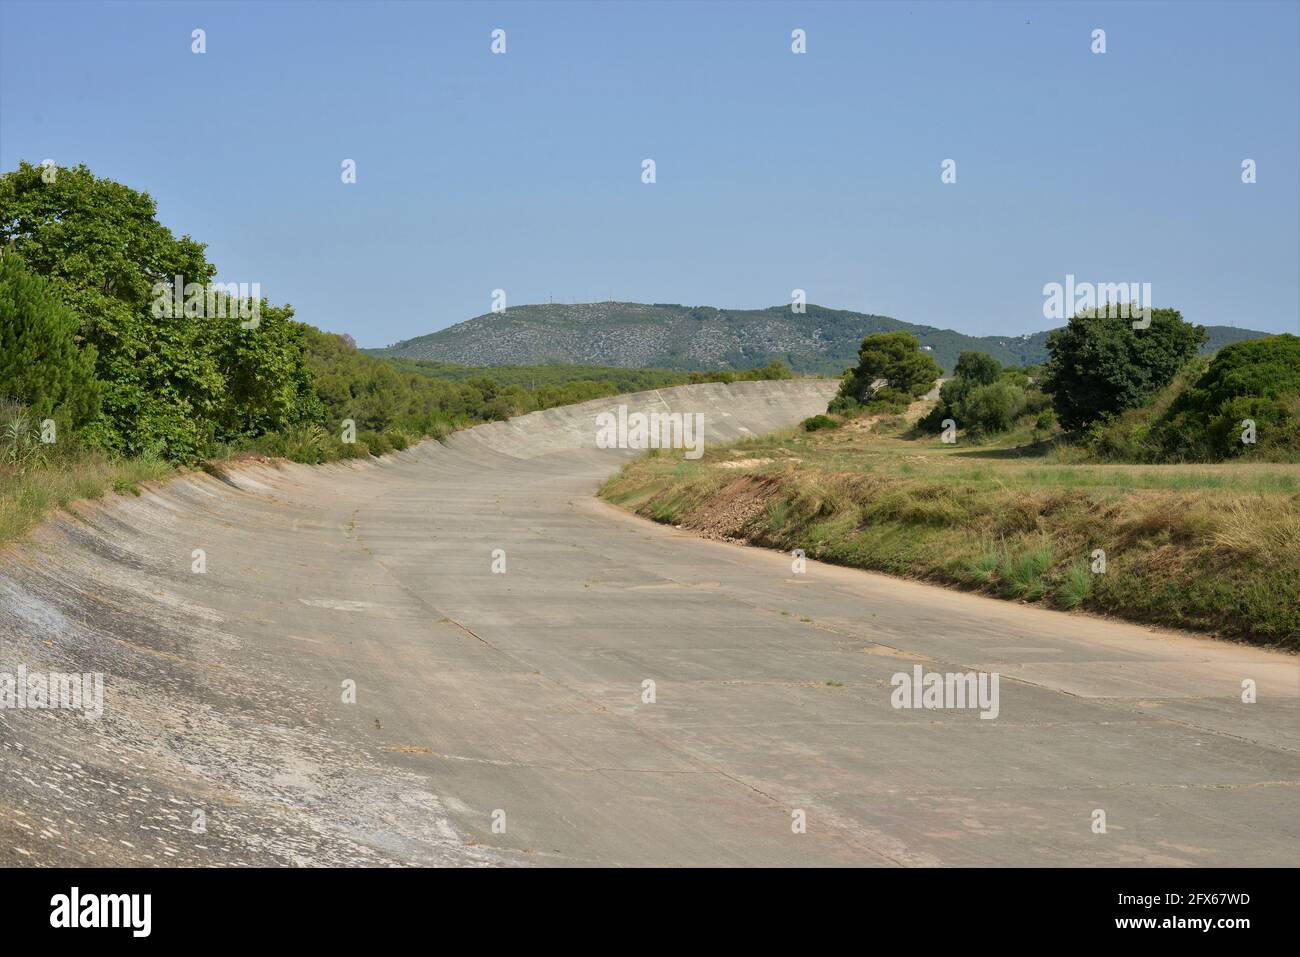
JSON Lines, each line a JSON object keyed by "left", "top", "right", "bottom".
{"left": 1055, "top": 558, "right": 1094, "bottom": 609}
{"left": 766, "top": 498, "right": 790, "bottom": 532}
{"left": 967, "top": 545, "right": 1000, "bottom": 582}
{"left": 0, "top": 399, "right": 48, "bottom": 473}
{"left": 993, "top": 540, "right": 1055, "bottom": 601}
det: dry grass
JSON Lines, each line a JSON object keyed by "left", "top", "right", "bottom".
{"left": 1210, "top": 498, "right": 1300, "bottom": 564}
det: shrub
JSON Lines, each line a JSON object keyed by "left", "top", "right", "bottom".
{"left": 272, "top": 424, "right": 330, "bottom": 464}
{"left": 1077, "top": 357, "right": 1208, "bottom": 462}
{"left": 1151, "top": 335, "right": 1300, "bottom": 460}
{"left": 920, "top": 352, "right": 1036, "bottom": 438}
{"left": 0, "top": 400, "right": 49, "bottom": 473}
{"left": 802, "top": 414, "right": 839, "bottom": 432}
{"left": 959, "top": 381, "right": 1026, "bottom": 435}
{"left": 356, "top": 430, "right": 391, "bottom": 456}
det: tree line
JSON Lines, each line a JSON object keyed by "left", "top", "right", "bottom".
{"left": 828, "top": 312, "right": 1297, "bottom": 461}
{"left": 0, "top": 162, "right": 793, "bottom": 466}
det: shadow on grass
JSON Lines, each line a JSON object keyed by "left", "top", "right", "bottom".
{"left": 948, "top": 439, "right": 1058, "bottom": 460}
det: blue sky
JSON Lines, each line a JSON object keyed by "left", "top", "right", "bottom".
{"left": 2, "top": 0, "right": 1296, "bottom": 347}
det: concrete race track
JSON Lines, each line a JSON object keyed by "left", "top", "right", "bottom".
{"left": 1, "top": 379, "right": 1297, "bottom": 866}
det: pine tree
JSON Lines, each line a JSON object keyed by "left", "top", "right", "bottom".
{"left": 0, "top": 250, "right": 101, "bottom": 427}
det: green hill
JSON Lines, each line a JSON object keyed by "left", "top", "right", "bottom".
{"left": 368, "top": 302, "right": 1269, "bottom": 375}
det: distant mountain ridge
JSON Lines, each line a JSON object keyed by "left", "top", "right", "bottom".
{"left": 366, "top": 302, "right": 1272, "bottom": 375}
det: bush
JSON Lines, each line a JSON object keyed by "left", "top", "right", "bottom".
{"left": 270, "top": 424, "right": 330, "bottom": 464}
{"left": 1151, "top": 335, "right": 1300, "bottom": 460}
{"left": 960, "top": 381, "right": 1027, "bottom": 435}
{"left": 1023, "top": 389, "right": 1051, "bottom": 416}
{"left": 1075, "top": 358, "right": 1207, "bottom": 462}
{"left": 921, "top": 352, "right": 1031, "bottom": 438}
{"left": 919, "top": 352, "right": 1037, "bottom": 438}
{"left": 802, "top": 414, "right": 839, "bottom": 432}
{"left": 356, "top": 430, "right": 391, "bottom": 456}
{"left": 335, "top": 438, "right": 367, "bottom": 460}
{"left": 0, "top": 400, "right": 49, "bottom": 473}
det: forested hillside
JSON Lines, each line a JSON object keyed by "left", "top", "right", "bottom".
{"left": 371, "top": 301, "right": 1269, "bottom": 375}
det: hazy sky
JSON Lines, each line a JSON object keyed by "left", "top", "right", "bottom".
{"left": 2, "top": 0, "right": 1296, "bottom": 347}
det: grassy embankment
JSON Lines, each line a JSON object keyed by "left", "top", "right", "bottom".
{"left": 0, "top": 444, "right": 172, "bottom": 545}
{"left": 599, "top": 415, "right": 1300, "bottom": 648}
{"left": 0, "top": 427, "right": 413, "bottom": 547}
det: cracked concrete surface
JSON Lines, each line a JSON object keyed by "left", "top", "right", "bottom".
{"left": 1, "top": 379, "right": 1297, "bottom": 867}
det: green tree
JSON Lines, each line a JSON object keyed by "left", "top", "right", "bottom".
{"left": 1043, "top": 307, "right": 1206, "bottom": 431}
{"left": 920, "top": 350, "right": 1006, "bottom": 433}
{"left": 0, "top": 161, "right": 324, "bottom": 459}
{"left": 0, "top": 161, "right": 222, "bottom": 456}
{"left": 953, "top": 351, "right": 1001, "bottom": 386}
{"left": 0, "top": 251, "right": 101, "bottom": 427}
{"left": 208, "top": 300, "right": 323, "bottom": 437}
{"left": 832, "top": 331, "right": 940, "bottom": 412}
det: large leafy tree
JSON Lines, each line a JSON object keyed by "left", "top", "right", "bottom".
{"left": 1043, "top": 308, "right": 1206, "bottom": 431}
{"left": 953, "top": 350, "right": 1001, "bottom": 386}
{"left": 833, "top": 331, "right": 941, "bottom": 410}
{"left": 0, "top": 161, "right": 318, "bottom": 459}
{"left": 208, "top": 300, "right": 324, "bottom": 437}
{"left": 0, "top": 251, "right": 101, "bottom": 426}
{"left": 0, "top": 162, "right": 219, "bottom": 456}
